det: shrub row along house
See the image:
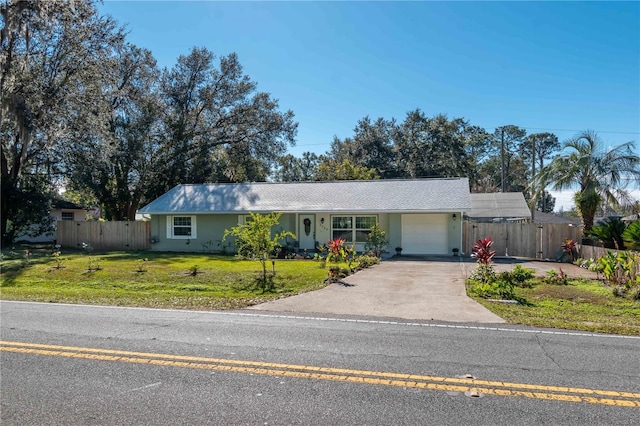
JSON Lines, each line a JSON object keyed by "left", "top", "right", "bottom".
{"left": 138, "top": 178, "right": 471, "bottom": 255}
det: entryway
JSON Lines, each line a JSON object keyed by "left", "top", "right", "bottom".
{"left": 298, "top": 214, "right": 315, "bottom": 250}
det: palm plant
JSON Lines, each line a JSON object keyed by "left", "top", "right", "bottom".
{"left": 534, "top": 131, "right": 640, "bottom": 232}
{"left": 587, "top": 217, "right": 627, "bottom": 249}
{"left": 622, "top": 219, "right": 640, "bottom": 250}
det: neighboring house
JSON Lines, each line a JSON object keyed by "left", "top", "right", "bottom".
{"left": 533, "top": 211, "right": 582, "bottom": 226}
{"left": 137, "top": 178, "right": 471, "bottom": 255}
{"left": 15, "top": 200, "right": 88, "bottom": 243}
{"left": 466, "top": 192, "right": 531, "bottom": 223}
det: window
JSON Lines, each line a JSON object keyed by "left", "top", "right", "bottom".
{"left": 166, "top": 215, "right": 197, "bottom": 239}
{"left": 61, "top": 212, "right": 74, "bottom": 221}
{"left": 331, "top": 215, "right": 377, "bottom": 243}
{"left": 238, "top": 215, "right": 252, "bottom": 225}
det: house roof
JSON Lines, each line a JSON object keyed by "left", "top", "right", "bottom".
{"left": 52, "top": 199, "right": 85, "bottom": 210}
{"left": 533, "top": 211, "right": 582, "bottom": 225}
{"left": 138, "top": 178, "right": 471, "bottom": 215}
{"left": 467, "top": 192, "right": 531, "bottom": 220}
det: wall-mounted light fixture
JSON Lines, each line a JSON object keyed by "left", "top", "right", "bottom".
{"left": 320, "top": 217, "right": 325, "bottom": 225}
{"left": 452, "top": 213, "right": 457, "bottom": 221}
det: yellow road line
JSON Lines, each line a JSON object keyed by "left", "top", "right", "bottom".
{"left": 1, "top": 341, "right": 638, "bottom": 408}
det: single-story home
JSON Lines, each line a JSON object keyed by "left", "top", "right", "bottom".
{"left": 137, "top": 178, "right": 472, "bottom": 255}
{"left": 466, "top": 192, "right": 531, "bottom": 223}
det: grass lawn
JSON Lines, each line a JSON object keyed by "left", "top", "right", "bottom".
{"left": 0, "top": 245, "right": 328, "bottom": 310}
{"left": 469, "top": 278, "right": 640, "bottom": 336}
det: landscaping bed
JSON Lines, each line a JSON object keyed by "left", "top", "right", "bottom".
{"left": 465, "top": 252, "right": 640, "bottom": 336}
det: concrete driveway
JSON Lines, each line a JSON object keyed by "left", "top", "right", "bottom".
{"left": 248, "top": 256, "right": 506, "bottom": 323}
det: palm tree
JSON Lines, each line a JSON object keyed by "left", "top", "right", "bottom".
{"left": 535, "top": 131, "right": 640, "bottom": 232}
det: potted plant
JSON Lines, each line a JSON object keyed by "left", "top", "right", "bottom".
{"left": 395, "top": 247, "right": 403, "bottom": 255}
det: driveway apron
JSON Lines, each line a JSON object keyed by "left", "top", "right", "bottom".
{"left": 248, "top": 257, "right": 505, "bottom": 323}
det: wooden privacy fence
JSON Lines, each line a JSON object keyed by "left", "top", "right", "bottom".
{"left": 462, "top": 223, "right": 583, "bottom": 260}
{"left": 56, "top": 221, "right": 151, "bottom": 251}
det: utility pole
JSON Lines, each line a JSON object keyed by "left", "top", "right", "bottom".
{"left": 500, "top": 128, "right": 505, "bottom": 192}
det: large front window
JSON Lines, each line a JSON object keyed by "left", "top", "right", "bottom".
{"left": 166, "top": 215, "right": 197, "bottom": 239}
{"left": 331, "top": 215, "right": 377, "bottom": 243}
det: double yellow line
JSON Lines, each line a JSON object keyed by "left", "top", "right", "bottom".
{"left": 2, "top": 340, "right": 639, "bottom": 408}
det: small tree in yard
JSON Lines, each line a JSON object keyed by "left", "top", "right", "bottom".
{"left": 223, "top": 212, "right": 295, "bottom": 291}
{"left": 364, "top": 223, "right": 388, "bottom": 257}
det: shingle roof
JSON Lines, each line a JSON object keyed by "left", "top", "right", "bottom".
{"left": 138, "top": 178, "right": 471, "bottom": 214}
{"left": 467, "top": 192, "right": 531, "bottom": 219}
{"left": 52, "top": 199, "right": 85, "bottom": 210}
{"left": 533, "top": 211, "right": 582, "bottom": 225}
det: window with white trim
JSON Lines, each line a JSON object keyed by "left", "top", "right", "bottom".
{"left": 238, "top": 215, "right": 252, "bottom": 225}
{"left": 331, "top": 215, "right": 377, "bottom": 243}
{"left": 166, "top": 215, "right": 197, "bottom": 239}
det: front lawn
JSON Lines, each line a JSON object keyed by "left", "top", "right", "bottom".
{"left": 466, "top": 267, "right": 640, "bottom": 336}
{"left": 0, "top": 245, "right": 328, "bottom": 310}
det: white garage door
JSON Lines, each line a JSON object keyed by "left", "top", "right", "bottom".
{"left": 401, "top": 214, "right": 448, "bottom": 255}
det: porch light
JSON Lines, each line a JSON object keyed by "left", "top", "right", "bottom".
{"left": 452, "top": 213, "right": 457, "bottom": 221}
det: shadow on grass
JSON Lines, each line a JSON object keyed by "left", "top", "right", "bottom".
{"left": 1, "top": 257, "right": 53, "bottom": 287}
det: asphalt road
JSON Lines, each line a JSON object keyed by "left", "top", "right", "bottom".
{"left": 1, "top": 301, "right": 639, "bottom": 425}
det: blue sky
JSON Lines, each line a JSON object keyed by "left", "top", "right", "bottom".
{"left": 99, "top": 1, "right": 640, "bottom": 210}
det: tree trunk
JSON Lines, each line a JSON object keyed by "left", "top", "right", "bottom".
{"left": 577, "top": 190, "right": 601, "bottom": 233}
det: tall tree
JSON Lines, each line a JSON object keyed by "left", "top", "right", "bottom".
{"left": 536, "top": 131, "right": 640, "bottom": 231}
{"left": 536, "top": 190, "right": 556, "bottom": 213}
{"left": 66, "top": 43, "right": 162, "bottom": 220}
{"left": 335, "top": 116, "right": 396, "bottom": 178}
{"left": 523, "top": 132, "right": 560, "bottom": 171}
{"left": 1, "top": 0, "right": 123, "bottom": 241}
{"left": 315, "top": 159, "right": 379, "bottom": 181}
{"left": 394, "top": 111, "right": 471, "bottom": 179}
{"left": 155, "top": 47, "right": 297, "bottom": 194}
{"left": 523, "top": 132, "right": 560, "bottom": 211}
{"left": 274, "top": 152, "right": 319, "bottom": 182}
{"left": 490, "top": 125, "right": 527, "bottom": 192}
{"left": 463, "top": 125, "right": 492, "bottom": 192}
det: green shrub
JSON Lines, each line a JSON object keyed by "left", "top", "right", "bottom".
{"left": 355, "top": 254, "right": 380, "bottom": 269}
{"left": 87, "top": 256, "right": 102, "bottom": 272}
{"left": 505, "top": 264, "right": 535, "bottom": 287}
{"left": 136, "top": 258, "right": 148, "bottom": 273}
{"left": 51, "top": 251, "right": 64, "bottom": 269}
{"left": 467, "top": 278, "right": 515, "bottom": 300}
{"left": 189, "top": 265, "right": 200, "bottom": 276}
{"left": 364, "top": 223, "right": 388, "bottom": 257}
{"left": 469, "top": 264, "right": 496, "bottom": 283}
{"left": 543, "top": 269, "right": 568, "bottom": 285}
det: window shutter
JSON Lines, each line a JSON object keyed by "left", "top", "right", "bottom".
{"left": 166, "top": 216, "right": 172, "bottom": 239}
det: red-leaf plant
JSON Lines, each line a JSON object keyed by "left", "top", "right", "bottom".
{"left": 327, "top": 237, "right": 345, "bottom": 258}
{"left": 472, "top": 237, "right": 495, "bottom": 265}
{"left": 561, "top": 239, "right": 576, "bottom": 254}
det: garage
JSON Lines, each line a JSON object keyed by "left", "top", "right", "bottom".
{"left": 401, "top": 214, "right": 448, "bottom": 255}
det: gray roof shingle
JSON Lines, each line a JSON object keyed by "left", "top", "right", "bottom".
{"left": 138, "top": 178, "right": 471, "bottom": 214}
{"left": 468, "top": 192, "right": 531, "bottom": 219}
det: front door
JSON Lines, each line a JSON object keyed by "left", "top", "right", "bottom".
{"left": 299, "top": 214, "right": 316, "bottom": 250}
